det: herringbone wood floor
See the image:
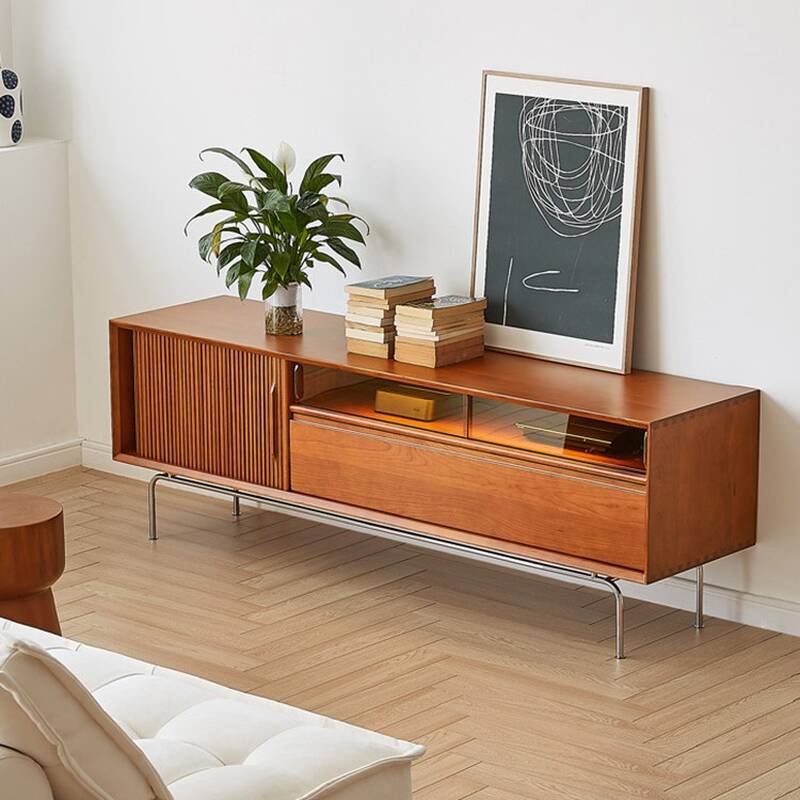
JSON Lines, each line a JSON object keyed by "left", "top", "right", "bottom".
{"left": 4, "top": 467, "right": 800, "bottom": 799}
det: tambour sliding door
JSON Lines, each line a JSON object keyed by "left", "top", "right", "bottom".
{"left": 126, "top": 329, "right": 287, "bottom": 489}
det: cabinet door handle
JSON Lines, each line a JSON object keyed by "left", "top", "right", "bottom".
{"left": 270, "top": 380, "right": 279, "bottom": 459}
{"left": 292, "top": 363, "right": 304, "bottom": 401}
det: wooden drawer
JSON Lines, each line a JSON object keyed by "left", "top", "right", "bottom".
{"left": 290, "top": 417, "right": 647, "bottom": 570}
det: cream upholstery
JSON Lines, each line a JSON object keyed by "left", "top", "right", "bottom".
{"left": 0, "top": 620, "right": 424, "bottom": 800}
{"left": 0, "top": 629, "right": 168, "bottom": 800}
{"left": 0, "top": 745, "right": 54, "bottom": 800}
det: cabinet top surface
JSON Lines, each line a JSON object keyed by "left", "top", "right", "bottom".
{"left": 112, "top": 296, "right": 756, "bottom": 425}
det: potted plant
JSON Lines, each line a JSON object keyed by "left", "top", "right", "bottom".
{"left": 186, "top": 143, "right": 367, "bottom": 335}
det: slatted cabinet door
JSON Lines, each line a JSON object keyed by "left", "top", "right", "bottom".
{"left": 132, "top": 330, "right": 287, "bottom": 489}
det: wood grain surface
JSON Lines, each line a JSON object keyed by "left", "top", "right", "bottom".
{"left": 3, "top": 467, "right": 796, "bottom": 800}
{"left": 111, "top": 297, "right": 756, "bottom": 425}
{"left": 290, "top": 417, "right": 647, "bottom": 570}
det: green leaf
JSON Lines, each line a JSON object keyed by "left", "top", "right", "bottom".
{"left": 184, "top": 202, "right": 226, "bottom": 235}
{"left": 299, "top": 154, "right": 343, "bottom": 194}
{"left": 198, "top": 231, "right": 215, "bottom": 261}
{"left": 327, "top": 237, "right": 361, "bottom": 267}
{"left": 297, "top": 194, "right": 329, "bottom": 223}
{"left": 241, "top": 240, "right": 258, "bottom": 266}
{"left": 217, "top": 180, "right": 250, "bottom": 199}
{"left": 277, "top": 211, "right": 299, "bottom": 236}
{"left": 262, "top": 277, "right": 279, "bottom": 300}
{"left": 217, "top": 241, "right": 242, "bottom": 269}
{"left": 219, "top": 189, "right": 250, "bottom": 215}
{"left": 313, "top": 250, "right": 347, "bottom": 275}
{"left": 271, "top": 252, "right": 290, "bottom": 280}
{"left": 243, "top": 148, "right": 287, "bottom": 193}
{"left": 260, "top": 189, "right": 291, "bottom": 213}
{"left": 325, "top": 196, "right": 350, "bottom": 209}
{"left": 296, "top": 192, "right": 323, "bottom": 211}
{"left": 200, "top": 147, "right": 253, "bottom": 176}
{"left": 237, "top": 270, "right": 253, "bottom": 300}
{"left": 189, "top": 172, "right": 230, "bottom": 198}
{"left": 318, "top": 219, "right": 365, "bottom": 244}
{"left": 297, "top": 272, "right": 313, "bottom": 289}
{"left": 225, "top": 263, "right": 241, "bottom": 288}
{"left": 292, "top": 207, "right": 312, "bottom": 233}
{"left": 329, "top": 212, "right": 369, "bottom": 234}
{"left": 302, "top": 173, "right": 341, "bottom": 194}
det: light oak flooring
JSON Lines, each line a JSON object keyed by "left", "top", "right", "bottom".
{"left": 5, "top": 467, "right": 800, "bottom": 799}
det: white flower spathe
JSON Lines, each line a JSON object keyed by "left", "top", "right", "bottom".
{"left": 274, "top": 141, "right": 296, "bottom": 175}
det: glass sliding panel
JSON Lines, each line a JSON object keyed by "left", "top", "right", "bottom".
{"left": 296, "top": 365, "right": 467, "bottom": 437}
{"left": 469, "top": 397, "right": 646, "bottom": 472}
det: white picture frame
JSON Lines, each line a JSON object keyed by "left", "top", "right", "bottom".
{"left": 470, "top": 71, "right": 648, "bottom": 373}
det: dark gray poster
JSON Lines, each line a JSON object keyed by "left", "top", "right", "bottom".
{"left": 483, "top": 93, "right": 628, "bottom": 344}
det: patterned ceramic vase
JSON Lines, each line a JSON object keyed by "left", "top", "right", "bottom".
{"left": 0, "top": 64, "right": 23, "bottom": 147}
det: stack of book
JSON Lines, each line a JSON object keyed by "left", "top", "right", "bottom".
{"left": 345, "top": 276, "right": 435, "bottom": 358}
{"left": 394, "top": 295, "right": 487, "bottom": 367}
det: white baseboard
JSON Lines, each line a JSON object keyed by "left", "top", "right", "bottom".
{"left": 621, "top": 575, "right": 800, "bottom": 638}
{"left": 80, "top": 438, "right": 800, "bottom": 638}
{"left": 0, "top": 438, "right": 83, "bottom": 485}
{"left": 81, "top": 439, "right": 152, "bottom": 481}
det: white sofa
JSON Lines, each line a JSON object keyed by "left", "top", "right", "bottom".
{"left": 0, "top": 620, "right": 424, "bottom": 800}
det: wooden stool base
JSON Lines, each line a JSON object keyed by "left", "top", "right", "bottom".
{"left": 0, "top": 589, "right": 62, "bottom": 635}
{"left": 0, "top": 493, "right": 65, "bottom": 634}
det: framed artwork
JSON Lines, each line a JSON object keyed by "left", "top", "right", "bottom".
{"left": 470, "top": 70, "right": 648, "bottom": 373}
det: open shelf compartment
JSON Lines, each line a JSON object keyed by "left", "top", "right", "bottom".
{"left": 294, "top": 365, "right": 646, "bottom": 473}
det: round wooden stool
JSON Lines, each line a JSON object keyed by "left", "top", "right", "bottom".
{"left": 0, "top": 494, "right": 65, "bottom": 634}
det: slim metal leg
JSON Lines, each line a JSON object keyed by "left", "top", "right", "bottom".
{"left": 141, "top": 471, "right": 630, "bottom": 658}
{"left": 147, "top": 472, "right": 169, "bottom": 541}
{"left": 232, "top": 493, "right": 241, "bottom": 517}
{"left": 594, "top": 575, "right": 625, "bottom": 659}
{"left": 694, "top": 565, "right": 704, "bottom": 629}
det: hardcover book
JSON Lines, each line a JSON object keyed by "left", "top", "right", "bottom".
{"left": 395, "top": 295, "right": 487, "bottom": 318}
{"left": 345, "top": 327, "right": 395, "bottom": 343}
{"left": 345, "top": 276, "right": 434, "bottom": 299}
{"left": 345, "top": 312, "right": 395, "bottom": 327}
{"left": 346, "top": 338, "right": 394, "bottom": 358}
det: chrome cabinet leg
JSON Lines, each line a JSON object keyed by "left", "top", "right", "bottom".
{"left": 147, "top": 472, "right": 169, "bottom": 541}
{"left": 612, "top": 582, "right": 625, "bottom": 659}
{"left": 594, "top": 576, "right": 625, "bottom": 659}
{"left": 141, "top": 471, "right": 630, "bottom": 658}
{"left": 232, "top": 493, "right": 241, "bottom": 517}
{"left": 694, "top": 565, "right": 704, "bottom": 629}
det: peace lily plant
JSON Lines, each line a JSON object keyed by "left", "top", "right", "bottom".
{"left": 186, "top": 142, "right": 368, "bottom": 335}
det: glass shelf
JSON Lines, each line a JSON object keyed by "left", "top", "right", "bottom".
{"left": 295, "top": 367, "right": 646, "bottom": 473}
{"left": 298, "top": 369, "right": 467, "bottom": 437}
{"left": 469, "top": 398, "right": 646, "bottom": 472}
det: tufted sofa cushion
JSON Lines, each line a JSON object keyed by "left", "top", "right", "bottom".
{"left": 0, "top": 627, "right": 170, "bottom": 800}
{"left": 0, "top": 620, "right": 425, "bottom": 800}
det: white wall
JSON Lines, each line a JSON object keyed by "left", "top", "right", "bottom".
{"left": 0, "top": 0, "right": 12, "bottom": 64}
{"left": 0, "top": 4, "right": 80, "bottom": 482}
{"left": 0, "top": 138, "right": 80, "bottom": 480}
{"left": 10, "top": 1, "right": 800, "bottom": 613}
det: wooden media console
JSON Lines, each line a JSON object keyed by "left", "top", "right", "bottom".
{"left": 110, "top": 296, "right": 760, "bottom": 657}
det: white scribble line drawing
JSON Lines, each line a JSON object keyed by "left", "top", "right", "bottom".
{"left": 518, "top": 97, "right": 627, "bottom": 238}
{"left": 502, "top": 257, "right": 514, "bottom": 325}
{"left": 522, "top": 270, "right": 580, "bottom": 293}
{"left": 501, "top": 262, "right": 579, "bottom": 326}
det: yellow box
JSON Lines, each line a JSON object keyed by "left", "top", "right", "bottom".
{"left": 374, "top": 385, "right": 462, "bottom": 421}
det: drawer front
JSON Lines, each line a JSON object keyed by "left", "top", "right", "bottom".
{"left": 290, "top": 418, "right": 647, "bottom": 570}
